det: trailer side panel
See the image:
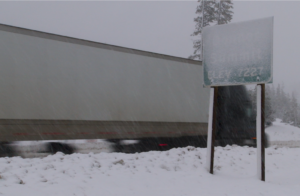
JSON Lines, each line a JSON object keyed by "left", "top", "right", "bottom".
{"left": 0, "top": 24, "right": 210, "bottom": 141}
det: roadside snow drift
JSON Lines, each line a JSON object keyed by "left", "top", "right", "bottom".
{"left": 266, "top": 119, "right": 300, "bottom": 147}
{"left": 0, "top": 146, "right": 300, "bottom": 196}
{"left": 266, "top": 119, "right": 300, "bottom": 141}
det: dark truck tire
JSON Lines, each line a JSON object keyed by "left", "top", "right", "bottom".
{"left": 45, "top": 142, "right": 75, "bottom": 155}
{"left": 0, "top": 142, "right": 16, "bottom": 157}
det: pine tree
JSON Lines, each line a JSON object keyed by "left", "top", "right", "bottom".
{"left": 297, "top": 107, "right": 300, "bottom": 127}
{"left": 290, "top": 92, "right": 298, "bottom": 125}
{"left": 189, "top": 0, "right": 234, "bottom": 60}
{"left": 247, "top": 85, "right": 275, "bottom": 125}
{"left": 215, "top": 0, "right": 234, "bottom": 25}
{"left": 270, "top": 84, "right": 277, "bottom": 116}
{"left": 275, "top": 84, "right": 284, "bottom": 118}
{"left": 248, "top": 84, "right": 299, "bottom": 126}
{"left": 282, "top": 93, "right": 292, "bottom": 123}
{"left": 189, "top": 0, "right": 216, "bottom": 60}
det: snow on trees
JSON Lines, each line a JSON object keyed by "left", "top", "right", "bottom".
{"left": 189, "top": 0, "right": 234, "bottom": 60}
{"left": 248, "top": 84, "right": 300, "bottom": 126}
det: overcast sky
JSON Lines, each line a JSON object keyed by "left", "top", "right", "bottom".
{"left": 0, "top": 1, "right": 299, "bottom": 98}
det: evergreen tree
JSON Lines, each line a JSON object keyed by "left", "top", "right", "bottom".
{"left": 297, "top": 107, "right": 300, "bottom": 127}
{"left": 270, "top": 84, "right": 277, "bottom": 115}
{"left": 247, "top": 84, "right": 300, "bottom": 126}
{"left": 282, "top": 92, "right": 292, "bottom": 123}
{"left": 275, "top": 84, "right": 284, "bottom": 118}
{"left": 215, "top": 0, "right": 234, "bottom": 25}
{"left": 189, "top": 0, "right": 233, "bottom": 60}
{"left": 290, "top": 92, "right": 298, "bottom": 125}
{"left": 189, "top": 0, "right": 216, "bottom": 60}
{"left": 247, "top": 85, "right": 275, "bottom": 125}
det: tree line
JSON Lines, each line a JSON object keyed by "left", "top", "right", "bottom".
{"left": 248, "top": 84, "right": 299, "bottom": 126}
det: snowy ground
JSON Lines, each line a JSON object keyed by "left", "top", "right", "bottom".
{"left": 1, "top": 119, "right": 300, "bottom": 195}
{"left": 266, "top": 119, "right": 300, "bottom": 147}
{"left": 1, "top": 146, "right": 300, "bottom": 196}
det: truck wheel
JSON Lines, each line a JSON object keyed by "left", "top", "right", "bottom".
{"left": 46, "top": 142, "right": 75, "bottom": 155}
{"left": 0, "top": 142, "right": 16, "bottom": 157}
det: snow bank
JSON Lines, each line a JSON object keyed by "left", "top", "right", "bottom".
{"left": 266, "top": 119, "right": 300, "bottom": 141}
{"left": 0, "top": 146, "right": 299, "bottom": 196}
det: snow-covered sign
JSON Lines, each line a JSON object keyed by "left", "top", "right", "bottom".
{"left": 203, "top": 17, "right": 273, "bottom": 87}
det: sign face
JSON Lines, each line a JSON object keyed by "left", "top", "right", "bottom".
{"left": 203, "top": 17, "right": 273, "bottom": 87}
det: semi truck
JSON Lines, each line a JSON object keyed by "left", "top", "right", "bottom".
{"left": 0, "top": 23, "right": 258, "bottom": 156}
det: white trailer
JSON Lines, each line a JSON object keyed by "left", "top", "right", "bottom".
{"left": 0, "top": 23, "right": 210, "bottom": 142}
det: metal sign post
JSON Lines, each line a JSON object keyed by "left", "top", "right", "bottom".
{"left": 206, "top": 87, "right": 218, "bottom": 174}
{"left": 256, "top": 84, "right": 265, "bottom": 181}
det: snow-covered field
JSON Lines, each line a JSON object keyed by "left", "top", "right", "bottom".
{"left": 1, "top": 146, "right": 300, "bottom": 196}
{"left": 266, "top": 119, "right": 300, "bottom": 147}
{"left": 1, "top": 119, "right": 300, "bottom": 196}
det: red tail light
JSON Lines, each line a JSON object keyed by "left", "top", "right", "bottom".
{"left": 159, "top": 144, "right": 168, "bottom": 146}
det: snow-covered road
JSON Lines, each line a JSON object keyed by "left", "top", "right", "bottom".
{"left": 13, "top": 118, "right": 300, "bottom": 159}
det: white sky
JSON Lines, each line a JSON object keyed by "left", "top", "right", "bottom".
{"left": 0, "top": 1, "right": 298, "bottom": 98}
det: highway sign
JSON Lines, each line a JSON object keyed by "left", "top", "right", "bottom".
{"left": 203, "top": 17, "right": 273, "bottom": 87}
